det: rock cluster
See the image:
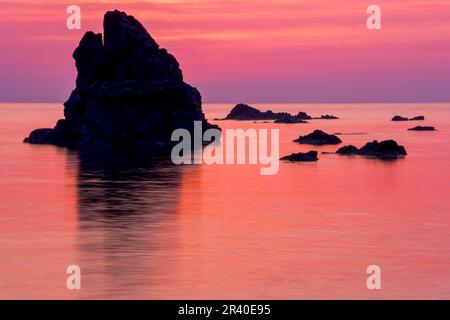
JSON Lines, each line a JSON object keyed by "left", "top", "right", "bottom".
{"left": 224, "top": 104, "right": 311, "bottom": 123}
{"left": 25, "top": 10, "right": 216, "bottom": 147}
{"left": 223, "top": 104, "right": 341, "bottom": 123}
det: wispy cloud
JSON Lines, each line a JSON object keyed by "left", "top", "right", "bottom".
{"left": 1, "top": 0, "right": 450, "bottom": 102}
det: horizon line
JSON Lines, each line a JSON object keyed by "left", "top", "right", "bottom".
{"left": 2, "top": 100, "right": 450, "bottom": 104}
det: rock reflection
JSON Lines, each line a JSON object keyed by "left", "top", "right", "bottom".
{"left": 75, "top": 146, "right": 182, "bottom": 221}
{"left": 69, "top": 147, "right": 185, "bottom": 298}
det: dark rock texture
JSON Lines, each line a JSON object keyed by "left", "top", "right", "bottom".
{"left": 280, "top": 151, "right": 318, "bottom": 162}
{"left": 391, "top": 115, "right": 409, "bottom": 121}
{"left": 408, "top": 126, "right": 435, "bottom": 131}
{"left": 224, "top": 104, "right": 311, "bottom": 123}
{"left": 294, "top": 130, "right": 342, "bottom": 145}
{"left": 410, "top": 116, "right": 425, "bottom": 121}
{"left": 336, "top": 140, "right": 407, "bottom": 160}
{"left": 24, "top": 10, "right": 216, "bottom": 147}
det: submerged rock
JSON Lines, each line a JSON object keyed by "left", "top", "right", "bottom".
{"left": 408, "top": 126, "right": 435, "bottom": 131}
{"left": 294, "top": 130, "right": 342, "bottom": 145}
{"left": 410, "top": 116, "right": 425, "bottom": 121}
{"left": 336, "top": 140, "right": 407, "bottom": 160}
{"left": 280, "top": 151, "right": 318, "bottom": 162}
{"left": 25, "top": 10, "right": 216, "bottom": 147}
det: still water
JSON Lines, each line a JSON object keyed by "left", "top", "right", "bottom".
{"left": 0, "top": 102, "right": 449, "bottom": 299}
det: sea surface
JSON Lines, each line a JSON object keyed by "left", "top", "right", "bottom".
{"left": 0, "top": 102, "right": 450, "bottom": 299}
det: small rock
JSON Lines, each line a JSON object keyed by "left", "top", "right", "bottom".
{"left": 408, "top": 126, "right": 435, "bottom": 131}
{"left": 392, "top": 115, "right": 409, "bottom": 121}
{"left": 336, "top": 140, "right": 407, "bottom": 160}
{"left": 410, "top": 116, "right": 425, "bottom": 121}
{"left": 294, "top": 130, "right": 342, "bottom": 145}
{"left": 280, "top": 151, "right": 318, "bottom": 162}
{"left": 318, "top": 114, "right": 339, "bottom": 119}
{"left": 274, "top": 114, "right": 308, "bottom": 124}
{"left": 359, "top": 140, "right": 407, "bottom": 160}
{"left": 296, "top": 112, "right": 312, "bottom": 120}
{"left": 225, "top": 103, "right": 271, "bottom": 120}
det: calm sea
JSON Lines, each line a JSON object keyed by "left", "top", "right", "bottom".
{"left": 0, "top": 102, "right": 449, "bottom": 299}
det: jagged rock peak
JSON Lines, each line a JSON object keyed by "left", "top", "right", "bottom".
{"left": 74, "top": 10, "right": 183, "bottom": 87}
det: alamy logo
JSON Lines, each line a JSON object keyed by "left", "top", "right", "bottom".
{"left": 171, "top": 121, "right": 279, "bottom": 176}
{"left": 366, "top": 265, "right": 381, "bottom": 289}
{"left": 366, "top": 5, "right": 382, "bottom": 30}
{"left": 66, "top": 5, "right": 81, "bottom": 30}
{"left": 66, "top": 265, "right": 81, "bottom": 290}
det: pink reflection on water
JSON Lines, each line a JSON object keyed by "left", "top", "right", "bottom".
{"left": 0, "top": 103, "right": 450, "bottom": 299}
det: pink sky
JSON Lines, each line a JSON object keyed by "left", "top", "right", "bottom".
{"left": 1, "top": 0, "right": 450, "bottom": 102}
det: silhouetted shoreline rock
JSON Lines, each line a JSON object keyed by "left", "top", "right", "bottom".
{"left": 408, "top": 126, "right": 435, "bottom": 131}
{"left": 294, "top": 130, "right": 342, "bottom": 145}
{"left": 280, "top": 151, "right": 318, "bottom": 162}
{"left": 337, "top": 140, "right": 407, "bottom": 160}
{"left": 24, "top": 10, "right": 216, "bottom": 148}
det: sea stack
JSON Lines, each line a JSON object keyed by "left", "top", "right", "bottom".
{"left": 24, "top": 10, "right": 216, "bottom": 147}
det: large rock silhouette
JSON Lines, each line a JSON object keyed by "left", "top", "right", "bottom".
{"left": 25, "top": 10, "right": 216, "bottom": 147}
